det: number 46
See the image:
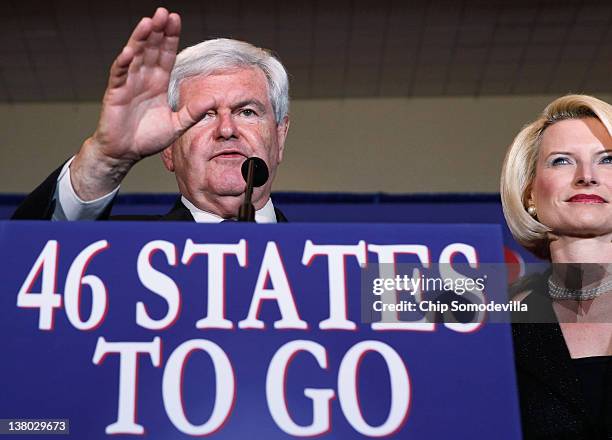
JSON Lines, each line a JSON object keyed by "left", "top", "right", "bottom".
{"left": 17, "top": 240, "right": 110, "bottom": 331}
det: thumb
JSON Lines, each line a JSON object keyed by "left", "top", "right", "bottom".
{"left": 172, "top": 98, "right": 216, "bottom": 136}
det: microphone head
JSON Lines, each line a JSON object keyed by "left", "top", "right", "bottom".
{"left": 241, "top": 157, "right": 269, "bottom": 188}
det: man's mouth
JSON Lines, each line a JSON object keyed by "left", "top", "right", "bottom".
{"left": 212, "top": 150, "right": 246, "bottom": 159}
{"left": 566, "top": 194, "right": 607, "bottom": 203}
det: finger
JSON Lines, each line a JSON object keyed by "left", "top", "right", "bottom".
{"left": 126, "top": 16, "right": 153, "bottom": 53}
{"left": 159, "top": 13, "right": 181, "bottom": 71}
{"left": 143, "top": 8, "right": 170, "bottom": 67}
{"left": 150, "top": 7, "right": 169, "bottom": 32}
{"left": 108, "top": 46, "right": 135, "bottom": 89}
{"left": 143, "top": 30, "right": 164, "bottom": 66}
{"left": 173, "top": 98, "right": 217, "bottom": 135}
{"left": 126, "top": 8, "right": 168, "bottom": 71}
{"left": 125, "top": 17, "right": 153, "bottom": 72}
{"left": 165, "top": 12, "right": 181, "bottom": 37}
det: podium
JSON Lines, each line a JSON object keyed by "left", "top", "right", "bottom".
{"left": 0, "top": 221, "right": 521, "bottom": 439}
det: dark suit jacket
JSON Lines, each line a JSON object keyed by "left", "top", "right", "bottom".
{"left": 12, "top": 164, "right": 288, "bottom": 222}
{"left": 512, "top": 275, "right": 611, "bottom": 439}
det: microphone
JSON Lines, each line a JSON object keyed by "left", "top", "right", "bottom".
{"left": 238, "top": 157, "right": 269, "bottom": 222}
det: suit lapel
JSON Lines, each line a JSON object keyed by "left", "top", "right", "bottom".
{"left": 160, "top": 198, "right": 195, "bottom": 221}
{"left": 274, "top": 207, "right": 288, "bottom": 222}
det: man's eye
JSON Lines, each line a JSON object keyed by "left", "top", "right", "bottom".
{"left": 240, "top": 109, "right": 256, "bottom": 117}
{"left": 551, "top": 157, "right": 571, "bottom": 166}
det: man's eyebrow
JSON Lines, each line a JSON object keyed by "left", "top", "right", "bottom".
{"left": 233, "top": 99, "right": 267, "bottom": 113}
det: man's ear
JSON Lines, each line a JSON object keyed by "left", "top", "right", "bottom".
{"left": 161, "top": 145, "right": 175, "bottom": 172}
{"left": 276, "top": 115, "right": 290, "bottom": 162}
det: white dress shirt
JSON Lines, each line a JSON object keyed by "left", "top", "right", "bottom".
{"left": 180, "top": 196, "right": 277, "bottom": 223}
{"left": 52, "top": 157, "right": 119, "bottom": 221}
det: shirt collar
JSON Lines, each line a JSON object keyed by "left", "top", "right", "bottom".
{"left": 181, "top": 196, "right": 277, "bottom": 223}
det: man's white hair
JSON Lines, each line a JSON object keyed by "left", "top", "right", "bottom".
{"left": 168, "top": 38, "right": 289, "bottom": 124}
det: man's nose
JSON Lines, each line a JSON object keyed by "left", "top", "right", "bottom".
{"left": 215, "top": 112, "right": 238, "bottom": 140}
{"left": 574, "top": 161, "right": 599, "bottom": 186}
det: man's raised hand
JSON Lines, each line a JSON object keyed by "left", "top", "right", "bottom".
{"left": 71, "top": 7, "right": 211, "bottom": 200}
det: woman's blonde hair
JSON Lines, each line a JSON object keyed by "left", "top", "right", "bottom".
{"left": 500, "top": 94, "right": 612, "bottom": 259}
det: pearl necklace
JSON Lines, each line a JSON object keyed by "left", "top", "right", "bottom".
{"left": 548, "top": 276, "right": 612, "bottom": 301}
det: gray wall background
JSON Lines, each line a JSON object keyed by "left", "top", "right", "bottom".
{"left": 3, "top": 94, "right": 612, "bottom": 194}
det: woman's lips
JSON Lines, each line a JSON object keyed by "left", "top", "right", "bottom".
{"left": 567, "top": 194, "right": 606, "bottom": 203}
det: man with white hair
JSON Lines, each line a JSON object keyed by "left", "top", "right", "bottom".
{"left": 13, "top": 7, "right": 289, "bottom": 223}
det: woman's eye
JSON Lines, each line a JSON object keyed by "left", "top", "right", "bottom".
{"left": 551, "top": 157, "right": 571, "bottom": 166}
{"left": 600, "top": 155, "right": 612, "bottom": 164}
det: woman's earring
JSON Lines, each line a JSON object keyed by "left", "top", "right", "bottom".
{"left": 527, "top": 204, "right": 537, "bottom": 217}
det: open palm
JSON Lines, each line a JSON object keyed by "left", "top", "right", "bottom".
{"left": 93, "top": 8, "right": 205, "bottom": 161}
{"left": 71, "top": 8, "right": 211, "bottom": 200}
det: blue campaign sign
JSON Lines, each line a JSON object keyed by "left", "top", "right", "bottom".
{"left": 0, "top": 221, "right": 521, "bottom": 439}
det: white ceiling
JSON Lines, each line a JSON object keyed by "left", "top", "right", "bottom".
{"left": 1, "top": 0, "right": 611, "bottom": 102}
